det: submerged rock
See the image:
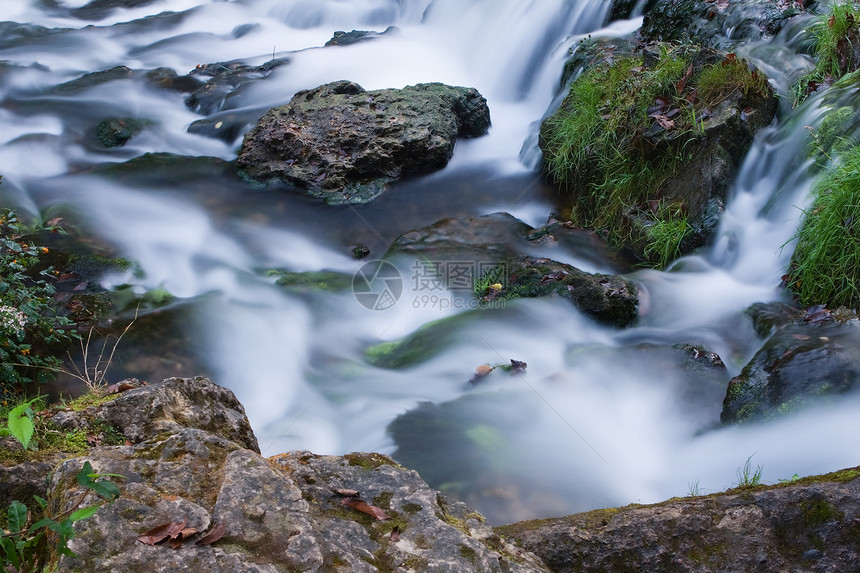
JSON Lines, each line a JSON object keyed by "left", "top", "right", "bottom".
{"left": 722, "top": 308, "right": 860, "bottom": 424}
{"left": 185, "top": 58, "right": 290, "bottom": 115}
{"left": 236, "top": 80, "right": 491, "bottom": 204}
{"left": 325, "top": 27, "right": 397, "bottom": 46}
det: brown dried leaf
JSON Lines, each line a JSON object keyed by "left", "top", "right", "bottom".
{"left": 196, "top": 522, "right": 227, "bottom": 546}
{"left": 167, "top": 528, "right": 199, "bottom": 549}
{"left": 137, "top": 518, "right": 188, "bottom": 546}
{"left": 341, "top": 497, "right": 390, "bottom": 521}
{"left": 676, "top": 62, "right": 694, "bottom": 93}
{"left": 650, "top": 114, "right": 675, "bottom": 130}
{"left": 335, "top": 488, "right": 360, "bottom": 497}
{"left": 390, "top": 526, "right": 401, "bottom": 542}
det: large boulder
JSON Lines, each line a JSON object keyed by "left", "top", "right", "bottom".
{"left": 722, "top": 306, "right": 860, "bottom": 424}
{"left": 2, "top": 377, "right": 549, "bottom": 572}
{"left": 236, "top": 80, "right": 491, "bottom": 204}
{"left": 497, "top": 467, "right": 860, "bottom": 572}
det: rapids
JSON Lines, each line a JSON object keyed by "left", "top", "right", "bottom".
{"left": 2, "top": 0, "right": 858, "bottom": 524}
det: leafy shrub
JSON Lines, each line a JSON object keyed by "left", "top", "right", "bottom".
{"left": 0, "top": 208, "right": 79, "bottom": 389}
{"left": 1, "top": 461, "right": 120, "bottom": 572}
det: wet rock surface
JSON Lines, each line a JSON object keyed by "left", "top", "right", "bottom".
{"left": 640, "top": 0, "right": 807, "bottom": 46}
{"left": 236, "top": 80, "right": 491, "bottom": 204}
{"left": 722, "top": 307, "right": 860, "bottom": 424}
{"left": 487, "top": 256, "right": 639, "bottom": 328}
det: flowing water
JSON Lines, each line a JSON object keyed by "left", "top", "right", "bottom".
{"left": 2, "top": 0, "right": 859, "bottom": 524}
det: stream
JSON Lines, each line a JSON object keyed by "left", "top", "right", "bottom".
{"left": 3, "top": 0, "right": 860, "bottom": 525}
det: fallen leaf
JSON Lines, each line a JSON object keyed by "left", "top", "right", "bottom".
{"left": 137, "top": 518, "right": 188, "bottom": 546}
{"left": 649, "top": 114, "right": 675, "bottom": 130}
{"left": 340, "top": 497, "right": 390, "bottom": 521}
{"left": 334, "top": 488, "right": 360, "bottom": 497}
{"left": 167, "top": 528, "right": 199, "bottom": 549}
{"left": 104, "top": 380, "right": 137, "bottom": 395}
{"left": 676, "top": 62, "right": 694, "bottom": 93}
{"left": 390, "top": 526, "right": 401, "bottom": 542}
{"left": 196, "top": 522, "right": 227, "bottom": 546}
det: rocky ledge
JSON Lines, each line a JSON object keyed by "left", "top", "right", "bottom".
{"left": 2, "top": 377, "right": 858, "bottom": 572}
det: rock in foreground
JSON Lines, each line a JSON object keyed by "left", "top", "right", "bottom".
{"left": 498, "top": 468, "right": 860, "bottom": 572}
{"left": 27, "top": 378, "right": 547, "bottom": 572}
{"left": 237, "top": 80, "right": 491, "bottom": 204}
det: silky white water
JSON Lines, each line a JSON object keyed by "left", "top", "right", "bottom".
{"left": 2, "top": 0, "right": 858, "bottom": 524}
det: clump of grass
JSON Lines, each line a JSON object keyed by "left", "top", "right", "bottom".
{"left": 787, "top": 142, "right": 860, "bottom": 308}
{"left": 735, "top": 454, "right": 764, "bottom": 487}
{"left": 794, "top": 1, "right": 860, "bottom": 104}
{"left": 643, "top": 200, "right": 693, "bottom": 269}
{"left": 697, "top": 54, "right": 770, "bottom": 109}
{"left": 542, "top": 45, "right": 692, "bottom": 235}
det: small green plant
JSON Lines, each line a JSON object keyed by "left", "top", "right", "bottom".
{"left": 0, "top": 208, "right": 79, "bottom": 388}
{"left": 794, "top": 1, "right": 860, "bottom": 104}
{"left": 643, "top": 200, "right": 692, "bottom": 269}
{"left": 735, "top": 454, "right": 764, "bottom": 487}
{"left": 0, "top": 397, "right": 41, "bottom": 450}
{"left": 787, "top": 142, "right": 860, "bottom": 308}
{"left": 778, "top": 473, "right": 801, "bottom": 483}
{"left": 687, "top": 478, "right": 703, "bottom": 497}
{"left": 1, "top": 461, "right": 120, "bottom": 572}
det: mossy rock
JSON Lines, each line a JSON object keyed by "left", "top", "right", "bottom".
{"left": 541, "top": 39, "right": 777, "bottom": 267}
{"left": 479, "top": 256, "right": 638, "bottom": 328}
{"left": 722, "top": 316, "right": 860, "bottom": 424}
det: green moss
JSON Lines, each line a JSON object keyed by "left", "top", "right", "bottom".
{"left": 372, "top": 491, "right": 394, "bottom": 509}
{"left": 401, "top": 502, "right": 423, "bottom": 515}
{"left": 810, "top": 106, "right": 854, "bottom": 165}
{"left": 800, "top": 499, "right": 843, "bottom": 526}
{"left": 788, "top": 142, "right": 860, "bottom": 308}
{"left": 64, "top": 391, "right": 121, "bottom": 412}
{"left": 344, "top": 452, "right": 397, "bottom": 470}
{"left": 364, "top": 314, "right": 472, "bottom": 369}
{"left": 459, "top": 544, "right": 479, "bottom": 566}
{"left": 268, "top": 269, "right": 353, "bottom": 292}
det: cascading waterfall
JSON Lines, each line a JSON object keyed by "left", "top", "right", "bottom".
{"left": 2, "top": 0, "right": 859, "bottom": 524}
